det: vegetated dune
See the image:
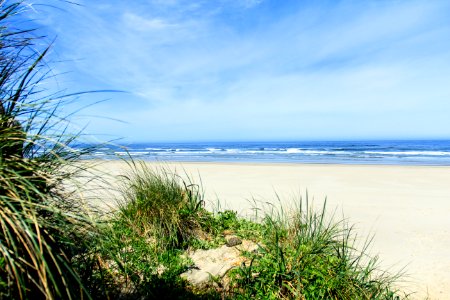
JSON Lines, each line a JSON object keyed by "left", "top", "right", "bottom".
{"left": 81, "top": 160, "right": 450, "bottom": 299}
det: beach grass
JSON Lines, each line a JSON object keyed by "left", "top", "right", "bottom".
{"left": 116, "top": 160, "right": 209, "bottom": 249}
{"left": 228, "top": 198, "right": 404, "bottom": 299}
{"left": 0, "top": 2, "right": 99, "bottom": 298}
{"left": 78, "top": 161, "right": 220, "bottom": 299}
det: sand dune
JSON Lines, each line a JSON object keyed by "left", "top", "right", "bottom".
{"left": 84, "top": 161, "right": 450, "bottom": 299}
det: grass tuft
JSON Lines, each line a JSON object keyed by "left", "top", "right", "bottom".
{"left": 0, "top": 2, "right": 99, "bottom": 298}
{"left": 228, "top": 197, "right": 405, "bottom": 299}
{"left": 117, "top": 161, "right": 208, "bottom": 250}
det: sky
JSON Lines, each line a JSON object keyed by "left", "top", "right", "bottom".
{"left": 25, "top": 0, "right": 450, "bottom": 142}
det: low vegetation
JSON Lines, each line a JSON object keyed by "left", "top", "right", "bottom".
{"left": 0, "top": 2, "right": 407, "bottom": 299}
{"left": 82, "top": 162, "right": 405, "bottom": 299}
{"left": 228, "top": 201, "right": 403, "bottom": 299}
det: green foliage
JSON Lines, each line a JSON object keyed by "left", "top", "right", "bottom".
{"left": 228, "top": 199, "right": 405, "bottom": 300}
{"left": 206, "top": 209, "right": 263, "bottom": 242}
{"left": 216, "top": 210, "right": 240, "bottom": 230}
{"left": 117, "top": 161, "right": 209, "bottom": 249}
{"left": 73, "top": 161, "right": 408, "bottom": 299}
{"left": 84, "top": 203, "right": 221, "bottom": 299}
{"left": 0, "top": 2, "right": 97, "bottom": 299}
{"left": 79, "top": 162, "right": 218, "bottom": 298}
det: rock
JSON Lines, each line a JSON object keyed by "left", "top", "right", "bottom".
{"left": 225, "top": 236, "right": 242, "bottom": 247}
{"left": 180, "top": 240, "right": 258, "bottom": 287}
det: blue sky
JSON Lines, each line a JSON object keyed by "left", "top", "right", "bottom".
{"left": 29, "top": 0, "right": 450, "bottom": 142}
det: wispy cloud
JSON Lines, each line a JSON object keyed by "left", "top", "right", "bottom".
{"left": 123, "top": 13, "right": 173, "bottom": 31}
{"left": 30, "top": 0, "right": 450, "bottom": 141}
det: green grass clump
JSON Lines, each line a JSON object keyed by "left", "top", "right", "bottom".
{"left": 81, "top": 162, "right": 224, "bottom": 299}
{"left": 0, "top": 2, "right": 98, "bottom": 298}
{"left": 228, "top": 199, "right": 404, "bottom": 299}
{"left": 117, "top": 161, "right": 210, "bottom": 250}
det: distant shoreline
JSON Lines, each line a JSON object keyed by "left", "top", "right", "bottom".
{"left": 78, "top": 140, "right": 450, "bottom": 166}
{"left": 84, "top": 157, "right": 450, "bottom": 167}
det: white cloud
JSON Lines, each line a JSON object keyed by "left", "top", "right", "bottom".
{"left": 35, "top": 0, "right": 450, "bottom": 141}
{"left": 222, "top": 0, "right": 265, "bottom": 9}
{"left": 123, "top": 13, "right": 173, "bottom": 31}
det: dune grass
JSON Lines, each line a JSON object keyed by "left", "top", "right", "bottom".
{"left": 228, "top": 199, "right": 404, "bottom": 299}
{"left": 79, "top": 161, "right": 219, "bottom": 299}
{"left": 117, "top": 161, "right": 209, "bottom": 250}
{"left": 0, "top": 1, "right": 98, "bottom": 298}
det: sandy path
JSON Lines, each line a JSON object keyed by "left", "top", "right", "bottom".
{"left": 83, "top": 161, "right": 450, "bottom": 299}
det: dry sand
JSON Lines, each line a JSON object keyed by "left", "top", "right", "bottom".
{"left": 83, "top": 161, "right": 450, "bottom": 299}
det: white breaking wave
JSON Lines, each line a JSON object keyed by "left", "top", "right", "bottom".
{"left": 225, "top": 149, "right": 240, "bottom": 153}
{"left": 206, "top": 148, "right": 223, "bottom": 152}
{"left": 364, "top": 151, "right": 450, "bottom": 156}
{"left": 114, "top": 151, "right": 150, "bottom": 156}
{"left": 285, "top": 148, "right": 350, "bottom": 155}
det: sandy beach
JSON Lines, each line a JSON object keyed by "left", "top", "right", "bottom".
{"left": 84, "top": 161, "right": 450, "bottom": 299}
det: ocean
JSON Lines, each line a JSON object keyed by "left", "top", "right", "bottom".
{"left": 82, "top": 140, "right": 450, "bottom": 165}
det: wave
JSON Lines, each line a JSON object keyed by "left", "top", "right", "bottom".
{"left": 104, "top": 148, "right": 450, "bottom": 157}
{"left": 364, "top": 151, "right": 450, "bottom": 156}
{"left": 79, "top": 141, "right": 450, "bottom": 165}
{"left": 114, "top": 151, "right": 150, "bottom": 156}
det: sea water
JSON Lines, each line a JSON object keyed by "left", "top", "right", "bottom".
{"left": 82, "top": 140, "right": 450, "bottom": 165}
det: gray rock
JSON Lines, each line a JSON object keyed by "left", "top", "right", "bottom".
{"left": 225, "top": 236, "right": 242, "bottom": 247}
